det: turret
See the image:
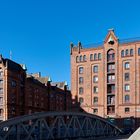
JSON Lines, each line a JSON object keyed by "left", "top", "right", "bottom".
{"left": 70, "top": 42, "right": 74, "bottom": 55}
{"left": 78, "top": 41, "right": 82, "bottom": 53}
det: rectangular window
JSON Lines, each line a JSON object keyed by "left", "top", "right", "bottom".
{"left": 93, "top": 108, "right": 98, "bottom": 114}
{"left": 93, "top": 76, "right": 98, "bottom": 83}
{"left": 130, "top": 49, "right": 133, "bottom": 56}
{"left": 93, "top": 86, "right": 98, "bottom": 93}
{"left": 125, "top": 84, "right": 130, "bottom": 91}
{"left": 79, "top": 77, "right": 83, "bottom": 84}
{"left": 108, "top": 75, "right": 115, "bottom": 82}
{"left": 93, "top": 97, "right": 98, "bottom": 104}
{"left": 125, "top": 108, "right": 130, "bottom": 113}
{"left": 79, "top": 87, "right": 83, "bottom": 94}
{"left": 124, "top": 62, "right": 130, "bottom": 69}
{"left": 93, "top": 66, "right": 98, "bottom": 73}
{"left": 125, "top": 95, "right": 130, "bottom": 103}
{"left": 125, "top": 73, "right": 130, "bottom": 81}
{"left": 79, "top": 67, "right": 83, "bottom": 74}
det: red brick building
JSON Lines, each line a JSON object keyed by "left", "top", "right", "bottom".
{"left": 31, "top": 73, "right": 72, "bottom": 112}
{"left": 0, "top": 55, "right": 26, "bottom": 121}
{"left": 71, "top": 29, "right": 140, "bottom": 128}
{"left": 25, "top": 75, "right": 48, "bottom": 115}
{"left": 0, "top": 55, "right": 72, "bottom": 121}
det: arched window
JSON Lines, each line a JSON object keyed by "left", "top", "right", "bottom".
{"left": 79, "top": 67, "right": 83, "bottom": 74}
{"left": 121, "top": 50, "right": 124, "bottom": 57}
{"left": 76, "top": 56, "right": 79, "bottom": 62}
{"left": 125, "top": 95, "right": 130, "bottom": 103}
{"left": 79, "top": 87, "right": 83, "bottom": 94}
{"left": 93, "top": 76, "right": 98, "bottom": 83}
{"left": 93, "top": 65, "right": 98, "bottom": 73}
{"left": 79, "top": 77, "right": 83, "bottom": 84}
{"left": 90, "top": 54, "right": 93, "bottom": 61}
{"left": 93, "top": 97, "right": 98, "bottom": 104}
{"left": 98, "top": 53, "right": 101, "bottom": 60}
{"left": 130, "top": 49, "right": 133, "bottom": 56}
{"left": 107, "top": 49, "right": 115, "bottom": 61}
{"left": 79, "top": 55, "right": 82, "bottom": 62}
{"left": 94, "top": 53, "right": 97, "bottom": 60}
{"left": 79, "top": 97, "right": 84, "bottom": 104}
{"left": 125, "top": 49, "right": 129, "bottom": 56}
{"left": 83, "top": 55, "right": 86, "bottom": 61}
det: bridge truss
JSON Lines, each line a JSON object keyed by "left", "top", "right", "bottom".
{"left": 0, "top": 112, "right": 122, "bottom": 140}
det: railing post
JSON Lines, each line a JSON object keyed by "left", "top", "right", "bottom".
{"left": 16, "top": 124, "right": 20, "bottom": 140}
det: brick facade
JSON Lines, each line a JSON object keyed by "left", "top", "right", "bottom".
{"left": 71, "top": 29, "right": 140, "bottom": 129}
{"left": 0, "top": 56, "right": 72, "bottom": 121}
{"left": 0, "top": 55, "right": 26, "bottom": 121}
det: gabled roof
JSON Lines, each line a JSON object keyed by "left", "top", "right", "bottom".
{"left": 104, "top": 29, "right": 118, "bottom": 44}
{"left": 51, "top": 82, "right": 66, "bottom": 89}
{"left": 35, "top": 77, "right": 49, "bottom": 84}
{"left": 3, "top": 58, "right": 25, "bottom": 72}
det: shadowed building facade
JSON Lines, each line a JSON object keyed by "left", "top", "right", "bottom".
{"left": 71, "top": 29, "right": 140, "bottom": 128}
{"left": 0, "top": 56, "right": 72, "bottom": 121}
{"left": 0, "top": 55, "right": 26, "bottom": 121}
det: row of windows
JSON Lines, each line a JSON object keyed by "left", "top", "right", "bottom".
{"left": 79, "top": 66, "right": 98, "bottom": 74}
{"left": 93, "top": 107, "right": 130, "bottom": 114}
{"left": 79, "top": 84, "right": 130, "bottom": 94}
{"left": 90, "top": 53, "right": 101, "bottom": 61}
{"left": 79, "top": 95, "right": 130, "bottom": 105}
{"left": 79, "top": 86, "right": 98, "bottom": 94}
{"left": 79, "top": 97, "right": 98, "bottom": 104}
{"left": 79, "top": 76, "right": 98, "bottom": 84}
{"left": 121, "top": 48, "right": 140, "bottom": 57}
{"left": 76, "top": 53, "right": 102, "bottom": 62}
{"left": 79, "top": 61, "right": 129, "bottom": 75}
{"left": 77, "top": 48, "right": 140, "bottom": 63}
{"left": 121, "top": 49, "right": 133, "bottom": 57}
{"left": 76, "top": 55, "right": 87, "bottom": 62}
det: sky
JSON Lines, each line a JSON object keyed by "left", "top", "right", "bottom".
{"left": 0, "top": 0, "right": 140, "bottom": 87}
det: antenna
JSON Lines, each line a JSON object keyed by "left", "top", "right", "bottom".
{"left": 10, "top": 50, "right": 12, "bottom": 60}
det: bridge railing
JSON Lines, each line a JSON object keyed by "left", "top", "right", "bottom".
{"left": 0, "top": 112, "right": 122, "bottom": 140}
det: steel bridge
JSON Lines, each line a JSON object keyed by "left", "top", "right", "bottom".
{"left": 0, "top": 112, "right": 122, "bottom": 140}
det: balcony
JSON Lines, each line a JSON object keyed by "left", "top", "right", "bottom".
{"left": 107, "top": 79, "right": 115, "bottom": 84}
{"left": 107, "top": 97, "right": 115, "bottom": 106}
{"left": 107, "top": 69, "right": 115, "bottom": 73}
{"left": 107, "top": 102, "right": 115, "bottom": 106}
{"left": 107, "top": 90, "right": 115, "bottom": 95}
{"left": 107, "top": 111, "right": 115, "bottom": 115}
{"left": 107, "top": 58, "right": 115, "bottom": 63}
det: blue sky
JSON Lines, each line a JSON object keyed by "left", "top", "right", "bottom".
{"left": 0, "top": 0, "right": 140, "bottom": 86}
